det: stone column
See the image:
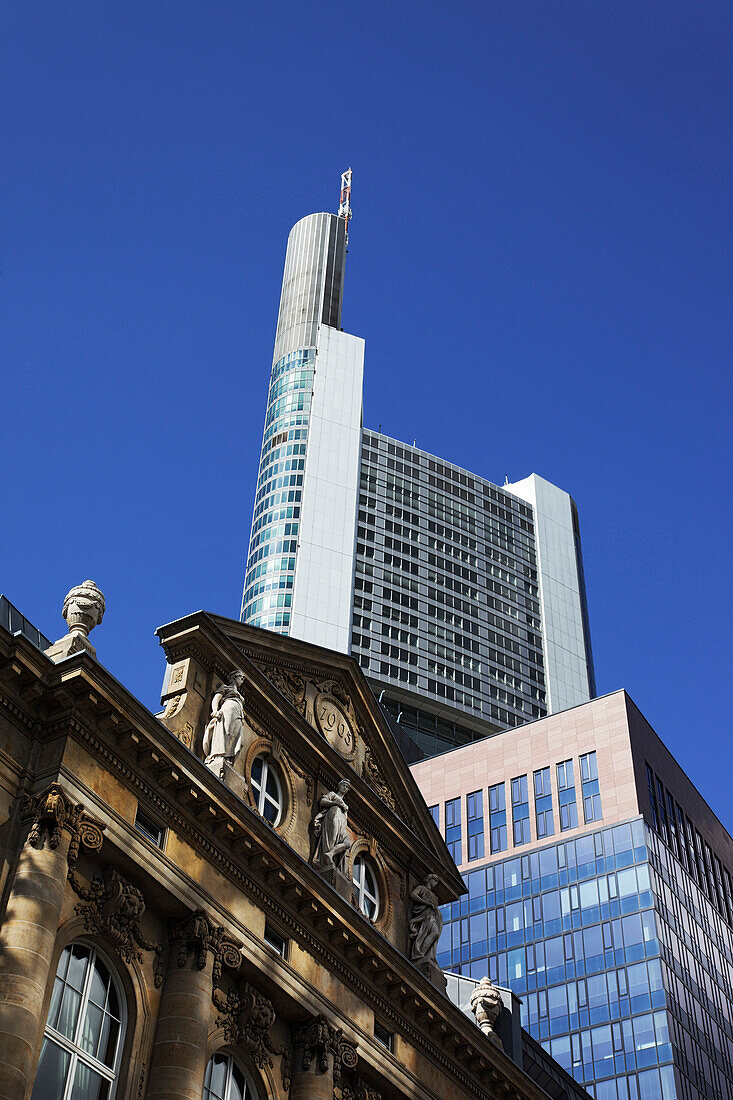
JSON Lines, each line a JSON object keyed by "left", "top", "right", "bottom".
{"left": 146, "top": 911, "right": 242, "bottom": 1100}
{"left": 290, "top": 1016, "right": 357, "bottom": 1100}
{"left": 0, "top": 785, "right": 104, "bottom": 1100}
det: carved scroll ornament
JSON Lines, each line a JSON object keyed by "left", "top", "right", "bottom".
{"left": 21, "top": 784, "right": 105, "bottom": 866}
{"left": 169, "top": 908, "right": 242, "bottom": 984}
{"left": 294, "top": 1014, "right": 358, "bottom": 1082}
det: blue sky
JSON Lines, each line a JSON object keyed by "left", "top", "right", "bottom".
{"left": 2, "top": 2, "right": 730, "bottom": 825}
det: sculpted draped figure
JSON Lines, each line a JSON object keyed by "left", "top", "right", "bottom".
{"left": 202, "top": 670, "right": 246, "bottom": 774}
{"left": 311, "top": 779, "right": 352, "bottom": 875}
{"left": 409, "top": 874, "right": 443, "bottom": 965}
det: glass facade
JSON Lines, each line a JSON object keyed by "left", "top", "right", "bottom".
{"left": 241, "top": 348, "right": 315, "bottom": 631}
{"left": 436, "top": 815, "right": 733, "bottom": 1100}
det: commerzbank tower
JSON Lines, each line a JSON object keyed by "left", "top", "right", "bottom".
{"left": 240, "top": 171, "right": 596, "bottom": 760}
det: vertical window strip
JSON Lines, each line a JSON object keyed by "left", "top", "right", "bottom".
{"left": 511, "top": 775, "right": 530, "bottom": 846}
{"left": 466, "top": 790, "right": 485, "bottom": 861}
{"left": 489, "top": 782, "right": 507, "bottom": 853}
{"left": 557, "top": 760, "right": 578, "bottom": 832}
{"left": 580, "top": 752, "right": 602, "bottom": 824}
{"left": 445, "top": 797, "right": 462, "bottom": 864}
{"left": 533, "top": 767, "right": 554, "bottom": 840}
{"left": 645, "top": 764, "right": 660, "bottom": 833}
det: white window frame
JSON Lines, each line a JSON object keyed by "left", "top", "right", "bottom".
{"left": 352, "top": 854, "right": 380, "bottom": 921}
{"left": 203, "top": 1052, "right": 257, "bottom": 1099}
{"left": 250, "top": 755, "right": 284, "bottom": 826}
{"left": 36, "top": 941, "right": 126, "bottom": 1100}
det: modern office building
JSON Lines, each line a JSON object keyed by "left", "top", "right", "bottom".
{"left": 240, "top": 175, "right": 596, "bottom": 755}
{"left": 411, "top": 690, "right": 733, "bottom": 1100}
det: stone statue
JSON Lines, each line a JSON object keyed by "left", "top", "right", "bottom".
{"left": 409, "top": 874, "right": 443, "bottom": 965}
{"left": 311, "top": 780, "right": 351, "bottom": 876}
{"left": 469, "top": 976, "right": 503, "bottom": 1047}
{"left": 202, "top": 671, "right": 246, "bottom": 775}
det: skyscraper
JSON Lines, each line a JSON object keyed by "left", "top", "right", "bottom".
{"left": 241, "top": 175, "right": 596, "bottom": 755}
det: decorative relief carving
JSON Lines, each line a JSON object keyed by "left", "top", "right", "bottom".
{"left": 314, "top": 690, "right": 357, "bottom": 760}
{"left": 213, "top": 980, "right": 291, "bottom": 1090}
{"left": 163, "top": 693, "right": 185, "bottom": 718}
{"left": 469, "top": 976, "right": 503, "bottom": 1047}
{"left": 21, "top": 784, "right": 105, "bottom": 858}
{"left": 177, "top": 722, "right": 195, "bottom": 749}
{"left": 71, "top": 866, "right": 165, "bottom": 986}
{"left": 294, "top": 1014, "right": 358, "bottom": 1082}
{"left": 362, "top": 747, "right": 395, "bottom": 812}
{"left": 254, "top": 664, "right": 362, "bottom": 762}
{"left": 258, "top": 665, "right": 307, "bottom": 714}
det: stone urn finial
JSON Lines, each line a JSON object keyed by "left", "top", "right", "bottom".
{"left": 45, "top": 581, "right": 106, "bottom": 663}
{"left": 469, "top": 976, "right": 503, "bottom": 1047}
{"left": 62, "top": 580, "right": 105, "bottom": 638}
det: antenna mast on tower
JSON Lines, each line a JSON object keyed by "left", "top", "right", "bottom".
{"left": 338, "top": 167, "right": 353, "bottom": 247}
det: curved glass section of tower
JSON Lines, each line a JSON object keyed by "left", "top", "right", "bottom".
{"left": 240, "top": 347, "right": 315, "bottom": 630}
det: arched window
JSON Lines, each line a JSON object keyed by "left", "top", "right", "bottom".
{"left": 250, "top": 755, "right": 284, "bottom": 825}
{"left": 203, "top": 1053, "right": 258, "bottom": 1099}
{"left": 352, "top": 854, "right": 380, "bottom": 920}
{"left": 31, "top": 941, "right": 125, "bottom": 1100}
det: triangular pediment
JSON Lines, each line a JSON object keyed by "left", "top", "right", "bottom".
{"left": 206, "top": 614, "right": 464, "bottom": 896}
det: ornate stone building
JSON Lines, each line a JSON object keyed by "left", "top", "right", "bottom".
{"left": 0, "top": 589, "right": 589, "bottom": 1100}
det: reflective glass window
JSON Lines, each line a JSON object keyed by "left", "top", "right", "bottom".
{"left": 557, "top": 760, "right": 578, "bottom": 831}
{"left": 32, "top": 943, "right": 124, "bottom": 1100}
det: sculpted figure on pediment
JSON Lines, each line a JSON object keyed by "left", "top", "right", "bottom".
{"left": 203, "top": 670, "right": 247, "bottom": 774}
{"left": 409, "top": 874, "right": 442, "bottom": 965}
{"left": 311, "top": 779, "right": 352, "bottom": 875}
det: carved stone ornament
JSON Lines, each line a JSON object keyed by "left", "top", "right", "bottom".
{"left": 294, "top": 1014, "right": 358, "bottom": 1082}
{"left": 169, "top": 909, "right": 242, "bottom": 984}
{"left": 314, "top": 688, "right": 357, "bottom": 760}
{"left": 71, "top": 865, "right": 165, "bottom": 986}
{"left": 255, "top": 663, "right": 361, "bottom": 762}
{"left": 62, "top": 580, "right": 105, "bottom": 638}
{"left": 469, "top": 975, "right": 503, "bottom": 1047}
{"left": 256, "top": 664, "right": 307, "bottom": 713}
{"left": 362, "top": 747, "right": 396, "bottom": 812}
{"left": 21, "top": 784, "right": 105, "bottom": 863}
{"left": 213, "top": 980, "right": 291, "bottom": 1091}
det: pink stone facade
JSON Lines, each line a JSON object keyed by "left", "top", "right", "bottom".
{"left": 410, "top": 688, "right": 733, "bottom": 880}
{"left": 410, "top": 690, "right": 641, "bottom": 874}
